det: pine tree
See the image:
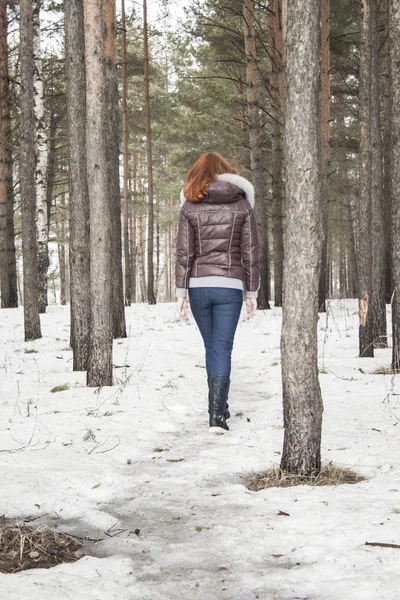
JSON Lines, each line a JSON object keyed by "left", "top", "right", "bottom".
{"left": 103, "top": 0, "right": 127, "bottom": 336}
{"left": 0, "top": 0, "right": 18, "bottom": 309}
{"left": 357, "top": 0, "right": 374, "bottom": 357}
{"left": 280, "top": 0, "right": 323, "bottom": 475}
{"left": 65, "top": 0, "right": 90, "bottom": 371}
{"left": 84, "top": 0, "right": 113, "bottom": 386}
{"left": 390, "top": 0, "right": 400, "bottom": 370}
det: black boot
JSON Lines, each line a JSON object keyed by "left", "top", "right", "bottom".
{"left": 208, "top": 375, "right": 230, "bottom": 433}
{"left": 208, "top": 377, "right": 230, "bottom": 420}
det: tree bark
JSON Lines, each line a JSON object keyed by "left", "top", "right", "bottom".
{"left": 370, "top": 0, "right": 387, "bottom": 348}
{"left": 319, "top": 0, "right": 330, "bottom": 313}
{"left": 390, "top": 0, "right": 400, "bottom": 369}
{"left": 143, "top": 0, "right": 156, "bottom": 305}
{"left": 382, "top": 0, "right": 392, "bottom": 304}
{"left": 0, "top": 1, "right": 18, "bottom": 308}
{"left": 33, "top": 0, "right": 49, "bottom": 314}
{"left": 65, "top": 0, "right": 91, "bottom": 371}
{"left": 136, "top": 150, "right": 147, "bottom": 302}
{"left": 58, "top": 193, "right": 67, "bottom": 306}
{"left": 346, "top": 198, "right": 358, "bottom": 298}
{"left": 358, "top": 0, "right": 374, "bottom": 357}
{"left": 280, "top": 0, "right": 323, "bottom": 475}
{"left": 270, "top": 0, "right": 284, "bottom": 308}
{"left": 121, "top": 0, "right": 131, "bottom": 306}
{"left": 20, "top": 0, "right": 41, "bottom": 341}
{"left": 103, "top": 0, "right": 126, "bottom": 335}
{"left": 243, "top": 0, "right": 270, "bottom": 309}
{"left": 46, "top": 95, "right": 57, "bottom": 233}
{"left": 129, "top": 154, "right": 137, "bottom": 303}
{"left": 83, "top": 0, "right": 113, "bottom": 386}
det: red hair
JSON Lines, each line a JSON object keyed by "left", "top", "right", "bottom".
{"left": 184, "top": 152, "right": 240, "bottom": 202}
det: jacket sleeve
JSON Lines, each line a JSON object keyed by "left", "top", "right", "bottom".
{"left": 240, "top": 208, "right": 260, "bottom": 298}
{"left": 175, "top": 208, "right": 195, "bottom": 296}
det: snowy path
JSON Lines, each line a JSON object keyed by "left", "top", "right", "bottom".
{"left": 1, "top": 302, "right": 400, "bottom": 599}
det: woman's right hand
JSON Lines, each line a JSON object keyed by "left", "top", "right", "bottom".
{"left": 177, "top": 297, "right": 188, "bottom": 320}
{"left": 246, "top": 298, "right": 257, "bottom": 318}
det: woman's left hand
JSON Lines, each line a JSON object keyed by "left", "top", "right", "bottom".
{"left": 177, "top": 297, "right": 188, "bottom": 320}
{"left": 246, "top": 298, "right": 257, "bottom": 318}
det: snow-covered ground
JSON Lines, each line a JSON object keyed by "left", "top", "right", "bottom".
{"left": 1, "top": 300, "right": 400, "bottom": 600}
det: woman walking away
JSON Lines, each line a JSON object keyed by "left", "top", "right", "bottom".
{"left": 176, "top": 152, "right": 260, "bottom": 433}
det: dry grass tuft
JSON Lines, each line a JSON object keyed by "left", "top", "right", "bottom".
{"left": 0, "top": 524, "right": 83, "bottom": 574}
{"left": 247, "top": 464, "right": 364, "bottom": 491}
{"left": 372, "top": 367, "right": 400, "bottom": 375}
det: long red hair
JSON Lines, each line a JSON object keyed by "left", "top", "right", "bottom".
{"left": 184, "top": 152, "right": 240, "bottom": 202}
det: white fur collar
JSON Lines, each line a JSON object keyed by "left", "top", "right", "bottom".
{"left": 215, "top": 174, "right": 255, "bottom": 207}
{"left": 180, "top": 173, "right": 255, "bottom": 207}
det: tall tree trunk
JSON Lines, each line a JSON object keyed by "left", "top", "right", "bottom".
{"left": 346, "top": 198, "right": 358, "bottom": 298}
{"left": 33, "top": 0, "right": 49, "bottom": 314}
{"left": 156, "top": 215, "right": 160, "bottom": 286}
{"left": 390, "top": 0, "right": 400, "bottom": 369}
{"left": 383, "top": 0, "right": 392, "bottom": 303}
{"left": 103, "top": 0, "right": 126, "bottom": 336}
{"left": 58, "top": 193, "right": 67, "bottom": 306}
{"left": 270, "top": 0, "right": 284, "bottom": 308}
{"left": 243, "top": 0, "right": 270, "bottom": 309}
{"left": 20, "top": 0, "right": 41, "bottom": 341}
{"left": 65, "top": 0, "right": 90, "bottom": 371}
{"left": 319, "top": 0, "right": 330, "bottom": 313}
{"left": 129, "top": 155, "right": 137, "bottom": 303}
{"left": 358, "top": 0, "right": 374, "bottom": 357}
{"left": 136, "top": 150, "right": 147, "bottom": 302}
{"left": 121, "top": 0, "right": 131, "bottom": 306}
{"left": 143, "top": 0, "right": 156, "bottom": 305}
{"left": 370, "top": 0, "right": 387, "bottom": 348}
{"left": 339, "top": 223, "right": 346, "bottom": 298}
{"left": 46, "top": 97, "right": 57, "bottom": 233}
{"left": 0, "top": 1, "right": 18, "bottom": 308}
{"left": 83, "top": 0, "right": 113, "bottom": 386}
{"left": 280, "top": 0, "right": 323, "bottom": 475}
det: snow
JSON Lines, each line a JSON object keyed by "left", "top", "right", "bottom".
{"left": 1, "top": 300, "right": 400, "bottom": 599}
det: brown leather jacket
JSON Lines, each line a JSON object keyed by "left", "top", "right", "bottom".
{"left": 175, "top": 173, "right": 260, "bottom": 293}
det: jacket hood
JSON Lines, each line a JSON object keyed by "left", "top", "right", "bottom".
{"left": 180, "top": 173, "right": 255, "bottom": 208}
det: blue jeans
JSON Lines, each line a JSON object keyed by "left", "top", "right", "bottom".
{"left": 189, "top": 287, "right": 243, "bottom": 378}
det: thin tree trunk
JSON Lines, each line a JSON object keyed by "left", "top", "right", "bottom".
{"left": 270, "top": 0, "right": 284, "bottom": 308}
{"left": 143, "top": 0, "right": 156, "bottom": 304}
{"left": 243, "top": 0, "right": 270, "bottom": 309}
{"left": 136, "top": 149, "right": 147, "bottom": 302}
{"left": 33, "top": 0, "right": 49, "bottom": 314}
{"left": 156, "top": 216, "right": 160, "bottom": 285}
{"left": 339, "top": 224, "right": 346, "bottom": 298}
{"left": 0, "top": 1, "right": 18, "bottom": 308}
{"left": 83, "top": 0, "right": 113, "bottom": 386}
{"left": 103, "top": 0, "right": 126, "bottom": 336}
{"left": 382, "top": 0, "right": 392, "bottom": 304}
{"left": 20, "top": 0, "right": 41, "bottom": 341}
{"left": 370, "top": 0, "right": 387, "bottom": 348}
{"left": 121, "top": 0, "right": 131, "bottom": 306}
{"left": 358, "top": 0, "right": 374, "bottom": 357}
{"left": 390, "top": 0, "right": 400, "bottom": 369}
{"left": 346, "top": 198, "right": 358, "bottom": 298}
{"left": 137, "top": 214, "right": 147, "bottom": 303}
{"left": 319, "top": 0, "right": 330, "bottom": 313}
{"left": 280, "top": 0, "right": 323, "bottom": 475}
{"left": 65, "top": 0, "right": 90, "bottom": 371}
{"left": 165, "top": 225, "right": 170, "bottom": 301}
{"left": 46, "top": 97, "right": 57, "bottom": 235}
{"left": 58, "top": 193, "right": 67, "bottom": 306}
{"left": 129, "top": 155, "right": 137, "bottom": 303}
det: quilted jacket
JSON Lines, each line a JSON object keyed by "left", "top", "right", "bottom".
{"left": 175, "top": 173, "right": 260, "bottom": 294}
